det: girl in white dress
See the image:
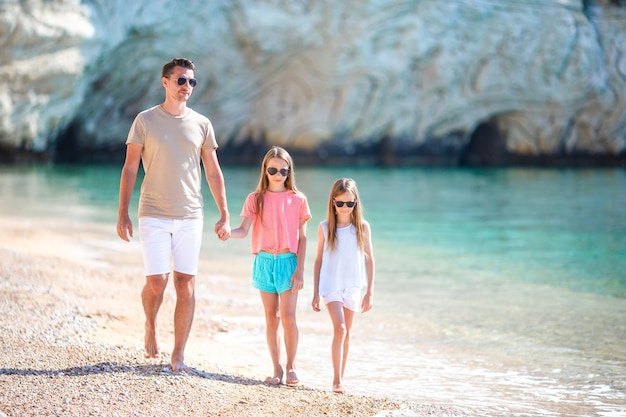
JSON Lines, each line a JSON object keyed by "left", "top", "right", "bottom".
{"left": 312, "top": 178, "right": 375, "bottom": 394}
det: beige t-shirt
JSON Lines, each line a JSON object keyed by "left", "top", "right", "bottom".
{"left": 126, "top": 105, "right": 218, "bottom": 219}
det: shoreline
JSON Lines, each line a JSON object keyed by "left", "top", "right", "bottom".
{"left": 0, "top": 215, "right": 466, "bottom": 417}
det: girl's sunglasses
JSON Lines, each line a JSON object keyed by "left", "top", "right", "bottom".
{"left": 333, "top": 200, "right": 356, "bottom": 208}
{"left": 175, "top": 77, "right": 197, "bottom": 87}
{"left": 267, "top": 167, "right": 290, "bottom": 176}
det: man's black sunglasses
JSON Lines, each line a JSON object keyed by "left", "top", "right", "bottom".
{"left": 333, "top": 200, "right": 356, "bottom": 208}
{"left": 175, "top": 77, "right": 197, "bottom": 87}
{"left": 266, "top": 167, "right": 290, "bottom": 176}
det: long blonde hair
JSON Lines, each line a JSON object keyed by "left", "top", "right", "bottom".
{"left": 253, "top": 146, "right": 300, "bottom": 219}
{"left": 326, "top": 178, "right": 365, "bottom": 251}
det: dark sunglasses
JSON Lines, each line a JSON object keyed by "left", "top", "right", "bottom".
{"left": 174, "top": 77, "right": 197, "bottom": 87}
{"left": 267, "top": 167, "right": 290, "bottom": 176}
{"left": 333, "top": 200, "right": 356, "bottom": 208}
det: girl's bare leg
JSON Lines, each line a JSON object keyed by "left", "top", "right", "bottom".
{"left": 326, "top": 301, "right": 347, "bottom": 393}
{"left": 260, "top": 291, "right": 283, "bottom": 385}
{"left": 341, "top": 306, "right": 356, "bottom": 380}
{"left": 280, "top": 290, "right": 299, "bottom": 385}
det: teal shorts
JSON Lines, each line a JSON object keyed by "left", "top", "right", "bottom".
{"left": 252, "top": 252, "right": 297, "bottom": 294}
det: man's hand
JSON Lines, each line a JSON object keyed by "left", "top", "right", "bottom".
{"left": 117, "top": 214, "right": 133, "bottom": 242}
{"left": 215, "top": 219, "right": 231, "bottom": 241}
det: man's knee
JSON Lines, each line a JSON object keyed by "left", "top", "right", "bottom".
{"left": 173, "top": 272, "right": 195, "bottom": 296}
{"left": 146, "top": 274, "right": 168, "bottom": 295}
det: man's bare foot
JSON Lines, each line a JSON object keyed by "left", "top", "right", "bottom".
{"left": 286, "top": 370, "right": 299, "bottom": 386}
{"left": 333, "top": 383, "right": 345, "bottom": 394}
{"left": 171, "top": 356, "right": 191, "bottom": 373}
{"left": 144, "top": 322, "right": 160, "bottom": 358}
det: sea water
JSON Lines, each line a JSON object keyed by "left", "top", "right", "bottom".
{"left": 1, "top": 165, "right": 625, "bottom": 416}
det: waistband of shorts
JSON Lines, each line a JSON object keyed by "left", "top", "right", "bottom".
{"left": 256, "top": 251, "right": 296, "bottom": 260}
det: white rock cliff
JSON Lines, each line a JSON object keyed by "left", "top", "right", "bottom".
{"left": 0, "top": 0, "right": 625, "bottom": 164}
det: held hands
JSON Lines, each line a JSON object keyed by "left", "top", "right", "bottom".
{"left": 214, "top": 218, "right": 231, "bottom": 241}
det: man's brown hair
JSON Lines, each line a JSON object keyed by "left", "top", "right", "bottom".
{"left": 162, "top": 58, "right": 195, "bottom": 78}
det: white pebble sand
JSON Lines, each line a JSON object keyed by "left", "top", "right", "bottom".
{"left": 0, "top": 216, "right": 467, "bottom": 417}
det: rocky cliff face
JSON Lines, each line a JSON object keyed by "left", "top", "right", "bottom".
{"left": 1, "top": 0, "right": 625, "bottom": 165}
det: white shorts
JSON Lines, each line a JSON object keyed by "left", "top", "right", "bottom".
{"left": 138, "top": 217, "right": 203, "bottom": 276}
{"left": 322, "top": 287, "right": 362, "bottom": 312}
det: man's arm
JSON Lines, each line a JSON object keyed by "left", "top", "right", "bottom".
{"left": 117, "top": 144, "right": 142, "bottom": 241}
{"left": 201, "top": 147, "right": 230, "bottom": 240}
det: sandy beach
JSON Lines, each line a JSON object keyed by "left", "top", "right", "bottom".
{"left": 0, "top": 215, "right": 466, "bottom": 417}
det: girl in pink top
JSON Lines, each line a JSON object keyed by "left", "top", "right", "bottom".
{"left": 230, "top": 146, "right": 311, "bottom": 386}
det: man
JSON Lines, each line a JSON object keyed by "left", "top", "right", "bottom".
{"left": 116, "top": 57, "right": 230, "bottom": 372}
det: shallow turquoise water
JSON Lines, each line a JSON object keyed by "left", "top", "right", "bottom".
{"left": 1, "top": 164, "right": 625, "bottom": 416}
{"left": 3, "top": 165, "right": 624, "bottom": 298}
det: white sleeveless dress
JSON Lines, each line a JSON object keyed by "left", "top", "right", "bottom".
{"left": 318, "top": 220, "right": 367, "bottom": 297}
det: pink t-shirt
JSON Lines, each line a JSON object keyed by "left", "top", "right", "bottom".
{"left": 240, "top": 191, "right": 311, "bottom": 255}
